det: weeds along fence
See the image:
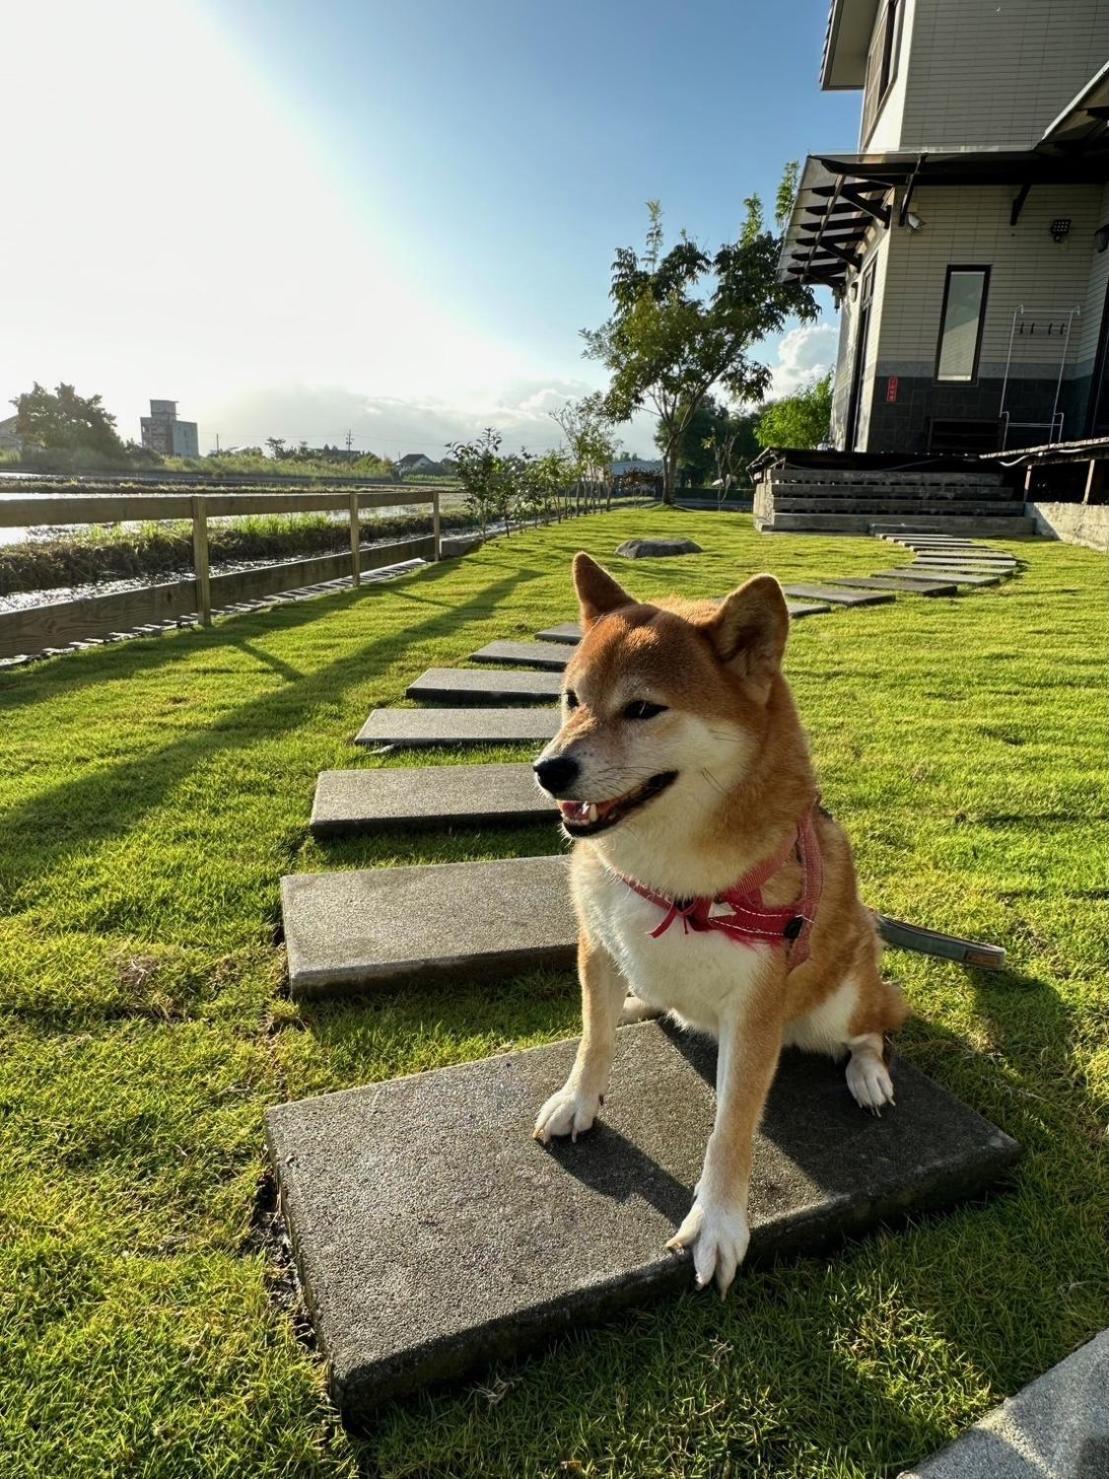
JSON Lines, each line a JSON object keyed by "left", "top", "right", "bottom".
{"left": 0, "top": 486, "right": 443, "bottom": 660}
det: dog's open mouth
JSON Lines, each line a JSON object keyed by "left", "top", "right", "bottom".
{"left": 557, "top": 772, "right": 678, "bottom": 837}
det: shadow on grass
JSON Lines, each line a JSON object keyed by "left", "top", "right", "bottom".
{"left": 1, "top": 562, "right": 539, "bottom": 901}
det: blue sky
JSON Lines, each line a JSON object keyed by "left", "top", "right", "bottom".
{"left": 2, "top": 0, "right": 859, "bottom": 456}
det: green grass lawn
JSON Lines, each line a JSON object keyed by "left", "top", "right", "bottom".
{"left": 1, "top": 510, "right": 1105, "bottom": 1478}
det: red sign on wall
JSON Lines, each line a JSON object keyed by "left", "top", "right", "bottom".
{"left": 886, "top": 376, "right": 899, "bottom": 403}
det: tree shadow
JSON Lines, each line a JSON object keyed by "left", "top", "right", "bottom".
{"left": 1, "top": 564, "right": 534, "bottom": 900}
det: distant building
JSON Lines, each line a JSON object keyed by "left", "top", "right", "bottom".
{"left": 0, "top": 414, "right": 22, "bottom": 452}
{"left": 612, "top": 457, "right": 663, "bottom": 475}
{"left": 140, "top": 399, "right": 199, "bottom": 458}
{"left": 395, "top": 452, "right": 437, "bottom": 477}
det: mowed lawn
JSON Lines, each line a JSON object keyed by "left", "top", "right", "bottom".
{"left": 1, "top": 509, "right": 1105, "bottom": 1478}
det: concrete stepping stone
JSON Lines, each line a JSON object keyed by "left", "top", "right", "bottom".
{"left": 903, "top": 1329, "right": 1108, "bottom": 1477}
{"left": 406, "top": 667, "right": 562, "bottom": 705}
{"left": 471, "top": 640, "right": 569, "bottom": 671}
{"left": 905, "top": 567, "right": 1004, "bottom": 587}
{"left": 536, "top": 623, "right": 584, "bottom": 645}
{"left": 782, "top": 584, "right": 894, "bottom": 607}
{"left": 829, "top": 575, "right": 959, "bottom": 596}
{"left": 281, "top": 855, "right": 574, "bottom": 996}
{"left": 266, "top": 1020, "right": 1020, "bottom": 1422}
{"left": 911, "top": 556, "right": 1016, "bottom": 571}
{"left": 310, "top": 763, "right": 554, "bottom": 837}
{"left": 355, "top": 707, "right": 560, "bottom": 749}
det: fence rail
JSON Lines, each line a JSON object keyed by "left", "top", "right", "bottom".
{"left": 0, "top": 486, "right": 442, "bottom": 660}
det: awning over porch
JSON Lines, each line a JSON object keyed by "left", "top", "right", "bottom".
{"left": 780, "top": 138, "right": 1109, "bottom": 287}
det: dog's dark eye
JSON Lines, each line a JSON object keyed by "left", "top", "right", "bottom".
{"left": 564, "top": 689, "right": 579, "bottom": 710}
{"left": 624, "top": 700, "right": 667, "bottom": 720}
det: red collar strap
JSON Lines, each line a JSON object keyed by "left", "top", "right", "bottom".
{"left": 611, "top": 800, "right": 824, "bottom": 967}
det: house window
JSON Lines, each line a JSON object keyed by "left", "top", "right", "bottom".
{"left": 936, "top": 267, "right": 990, "bottom": 382}
{"left": 861, "top": 0, "right": 902, "bottom": 142}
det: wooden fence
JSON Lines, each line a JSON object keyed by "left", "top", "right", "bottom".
{"left": 0, "top": 487, "right": 441, "bottom": 660}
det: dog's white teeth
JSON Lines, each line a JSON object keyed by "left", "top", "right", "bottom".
{"left": 586, "top": 804, "right": 598, "bottom": 823}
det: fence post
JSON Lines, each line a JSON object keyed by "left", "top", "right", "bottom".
{"left": 349, "top": 492, "right": 361, "bottom": 587}
{"left": 190, "top": 496, "right": 211, "bottom": 627}
{"left": 432, "top": 489, "right": 441, "bottom": 560}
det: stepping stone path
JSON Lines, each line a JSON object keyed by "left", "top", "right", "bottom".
{"left": 272, "top": 525, "right": 1029, "bottom": 1408}
{"left": 471, "top": 639, "right": 570, "bottom": 670}
{"left": 406, "top": 666, "right": 562, "bottom": 705}
{"left": 903, "top": 1329, "right": 1109, "bottom": 1477}
{"left": 355, "top": 707, "right": 560, "bottom": 748}
{"left": 282, "top": 855, "right": 572, "bottom": 996}
{"left": 266, "top": 1020, "right": 1020, "bottom": 1424}
{"left": 311, "top": 763, "right": 553, "bottom": 836}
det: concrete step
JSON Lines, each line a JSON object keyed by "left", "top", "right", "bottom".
{"left": 781, "top": 584, "right": 894, "bottom": 607}
{"left": 310, "top": 763, "right": 554, "bottom": 837}
{"left": 875, "top": 568, "right": 1001, "bottom": 588}
{"left": 773, "top": 499, "right": 1028, "bottom": 516}
{"left": 870, "top": 517, "right": 1036, "bottom": 536}
{"left": 281, "top": 855, "right": 574, "bottom": 996}
{"left": 406, "top": 667, "right": 562, "bottom": 705}
{"left": 266, "top": 1020, "right": 1020, "bottom": 1423}
{"left": 355, "top": 707, "right": 560, "bottom": 749}
{"left": 472, "top": 640, "right": 569, "bottom": 671}
{"left": 536, "top": 623, "right": 583, "bottom": 645}
{"left": 828, "top": 575, "right": 960, "bottom": 596}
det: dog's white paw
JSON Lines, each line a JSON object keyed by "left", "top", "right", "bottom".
{"left": 665, "top": 1198, "right": 750, "bottom": 1295}
{"left": 532, "top": 1083, "right": 601, "bottom": 1144}
{"left": 619, "top": 993, "right": 661, "bottom": 1025}
{"left": 846, "top": 1050, "right": 896, "bottom": 1114}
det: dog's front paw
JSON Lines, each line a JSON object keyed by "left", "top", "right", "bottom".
{"left": 666, "top": 1198, "right": 750, "bottom": 1295}
{"left": 532, "top": 1082, "right": 601, "bottom": 1144}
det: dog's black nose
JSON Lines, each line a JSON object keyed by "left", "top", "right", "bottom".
{"left": 534, "top": 754, "right": 579, "bottom": 796}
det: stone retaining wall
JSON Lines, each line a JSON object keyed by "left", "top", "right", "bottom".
{"left": 1028, "top": 501, "right": 1109, "bottom": 553}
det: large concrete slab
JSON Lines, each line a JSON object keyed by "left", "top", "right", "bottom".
{"left": 471, "top": 640, "right": 569, "bottom": 671}
{"left": 902, "top": 1330, "right": 1109, "bottom": 1478}
{"left": 311, "top": 763, "right": 554, "bottom": 837}
{"left": 535, "top": 622, "right": 584, "bottom": 645}
{"left": 406, "top": 667, "right": 562, "bottom": 705}
{"left": 911, "top": 554, "right": 1016, "bottom": 569}
{"left": 782, "top": 583, "right": 894, "bottom": 607}
{"left": 904, "top": 567, "right": 1003, "bottom": 587}
{"left": 281, "top": 854, "right": 574, "bottom": 996}
{"left": 355, "top": 707, "right": 560, "bottom": 749}
{"left": 267, "top": 1021, "right": 1021, "bottom": 1424}
{"left": 829, "top": 575, "right": 959, "bottom": 596}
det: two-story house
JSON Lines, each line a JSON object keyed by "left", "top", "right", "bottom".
{"left": 780, "top": 0, "right": 1109, "bottom": 454}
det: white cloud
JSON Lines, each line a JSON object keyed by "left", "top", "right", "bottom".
{"left": 768, "top": 324, "right": 840, "bottom": 398}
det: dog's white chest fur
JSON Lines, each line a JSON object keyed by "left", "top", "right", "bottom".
{"left": 578, "top": 863, "right": 773, "bottom": 1034}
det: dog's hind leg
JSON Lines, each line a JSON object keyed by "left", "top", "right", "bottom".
{"left": 845, "top": 957, "right": 907, "bottom": 1114}
{"left": 845, "top": 1033, "right": 895, "bottom": 1113}
{"left": 533, "top": 933, "right": 626, "bottom": 1143}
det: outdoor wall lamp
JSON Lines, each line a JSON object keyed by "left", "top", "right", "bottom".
{"left": 1050, "top": 218, "right": 1072, "bottom": 243}
{"left": 905, "top": 210, "right": 923, "bottom": 231}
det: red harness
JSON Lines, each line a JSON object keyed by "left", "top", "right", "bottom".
{"left": 613, "top": 802, "right": 824, "bottom": 968}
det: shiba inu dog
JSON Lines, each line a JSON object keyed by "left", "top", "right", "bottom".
{"left": 532, "top": 553, "right": 907, "bottom": 1295}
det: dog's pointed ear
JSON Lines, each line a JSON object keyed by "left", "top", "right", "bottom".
{"left": 572, "top": 552, "right": 634, "bottom": 629}
{"left": 700, "top": 575, "right": 789, "bottom": 697}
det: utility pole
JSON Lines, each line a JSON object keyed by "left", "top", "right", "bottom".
{"left": 345, "top": 428, "right": 353, "bottom": 460}
{"left": 215, "top": 432, "right": 220, "bottom": 455}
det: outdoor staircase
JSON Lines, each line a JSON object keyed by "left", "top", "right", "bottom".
{"left": 754, "top": 463, "right": 1035, "bottom": 537}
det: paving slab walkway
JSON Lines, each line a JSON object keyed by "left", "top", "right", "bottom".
{"left": 829, "top": 574, "right": 960, "bottom": 596}
{"left": 406, "top": 667, "right": 562, "bottom": 705}
{"left": 266, "top": 1020, "right": 1020, "bottom": 1423}
{"left": 355, "top": 707, "right": 560, "bottom": 749}
{"left": 311, "top": 763, "right": 553, "bottom": 836}
{"left": 471, "top": 640, "right": 571, "bottom": 670}
{"left": 901, "top": 1329, "right": 1108, "bottom": 1478}
{"left": 281, "top": 855, "right": 574, "bottom": 995}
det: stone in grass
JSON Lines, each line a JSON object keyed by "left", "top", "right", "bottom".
{"left": 265, "top": 1020, "right": 1020, "bottom": 1425}
{"left": 280, "top": 854, "right": 575, "bottom": 996}
{"left": 310, "top": 762, "right": 555, "bottom": 837}
{"left": 355, "top": 706, "right": 560, "bottom": 749}
{"left": 901, "top": 1329, "right": 1109, "bottom": 1477}
{"left": 470, "top": 640, "right": 569, "bottom": 671}
{"left": 615, "top": 537, "right": 703, "bottom": 558}
{"left": 406, "top": 667, "right": 562, "bottom": 705}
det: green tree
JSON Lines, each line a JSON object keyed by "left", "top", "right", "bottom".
{"left": 582, "top": 173, "right": 817, "bottom": 504}
{"left": 550, "top": 394, "right": 622, "bottom": 513}
{"left": 755, "top": 372, "right": 834, "bottom": 450}
{"left": 448, "top": 428, "right": 517, "bottom": 537}
{"left": 12, "top": 382, "right": 125, "bottom": 457}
